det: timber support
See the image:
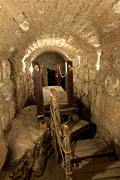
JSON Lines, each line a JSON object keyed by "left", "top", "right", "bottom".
{"left": 65, "top": 61, "right": 73, "bottom": 107}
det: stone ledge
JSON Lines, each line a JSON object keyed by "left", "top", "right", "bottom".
{"left": 0, "top": 106, "right": 52, "bottom": 180}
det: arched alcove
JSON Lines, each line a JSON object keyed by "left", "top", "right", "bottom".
{"left": 32, "top": 51, "right": 69, "bottom": 89}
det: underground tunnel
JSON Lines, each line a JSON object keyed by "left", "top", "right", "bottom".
{"left": 0, "top": 0, "right": 120, "bottom": 180}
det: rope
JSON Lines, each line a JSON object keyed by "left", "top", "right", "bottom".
{"left": 50, "top": 99, "right": 65, "bottom": 165}
{"left": 58, "top": 66, "right": 65, "bottom": 78}
{"left": 50, "top": 92, "right": 73, "bottom": 177}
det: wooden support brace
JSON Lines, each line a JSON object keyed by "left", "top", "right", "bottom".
{"left": 63, "top": 125, "right": 73, "bottom": 180}
{"left": 65, "top": 61, "right": 73, "bottom": 107}
{"left": 34, "top": 65, "right": 45, "bottom": 125}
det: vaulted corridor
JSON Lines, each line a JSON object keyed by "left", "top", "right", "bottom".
{"left": 0, "top": 0, "right": 120, "bottom": 179}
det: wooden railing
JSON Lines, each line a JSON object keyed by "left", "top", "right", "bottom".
{"left": 50, "top": 88, "right": 72, "bottom": 180}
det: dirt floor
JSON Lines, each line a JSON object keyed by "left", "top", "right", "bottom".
{"left": 34, "top": 153, "right": 66, "bottom": 180}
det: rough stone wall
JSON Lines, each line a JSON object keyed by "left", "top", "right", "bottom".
{"left": 73, "top": 53, "right": 97, "bottom": 120}
{"left": 92, "top": 49, "right": 120, "bottom": 156}
{"left": 0, "top": 58, "right": 34, "bottom": 132}
{"left": 73, "top": 50, "right": 120, "bottom": 156}
{"left": 13, "top": 65, "right": 34, "bottom": 110}
{"left": 0, "top": 59, "right": 15, "bottom": 131}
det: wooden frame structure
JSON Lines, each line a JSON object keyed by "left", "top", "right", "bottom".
{"left": 65, "top": 61, "right": 73, "bottom": 107}
{"left": 50, "top": 88, "right": 73, "bottom": 180}
{"left": 50, "top": 89, "right": 120, "bottom": 180}
{"left": 34, "top": 64, "right": 45, "bottom": 123}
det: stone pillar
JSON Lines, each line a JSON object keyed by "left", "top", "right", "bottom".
{"left": 65, "top": 61, "right": 73, "bottom": 107}
{"left": 57, "top": 64, "right": 61, "bottom": 86}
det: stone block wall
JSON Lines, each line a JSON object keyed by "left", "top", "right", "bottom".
{"left": 73, "top": 54, "right": 97, "bottom": 120}
{"left": 0, "top": 59, "right": 15, "bottom": 131}
{"left": 73, "top": 50, "right": 120, "bottom": 157}
{"left": 92, "top": 50, "right": 120, "bottom": 155}
{"left": 0, "top": 58, "right": 34, "bottom": 132}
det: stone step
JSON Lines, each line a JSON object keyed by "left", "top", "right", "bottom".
{"left": 63, "top": 119, "right": 90, "bottom": 138}
{"left": 71, "top": 138, "right": 113, "bottom": 162}
{"left": 73, "top": 161, "right": 120, "bottom": 180}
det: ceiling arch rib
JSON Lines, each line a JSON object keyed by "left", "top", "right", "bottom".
{"left": 21, "top": 37, "right": 81, "bottom": 71}
{"left": 0, "top": 0, "right": 120, "bottom": 61}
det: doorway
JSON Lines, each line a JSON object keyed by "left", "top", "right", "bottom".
{"left": 47, "top": 69, "right": 57, "bottom": 86}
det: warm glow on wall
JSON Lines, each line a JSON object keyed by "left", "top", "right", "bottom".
{"left": 96, "top": 51, "right": 102, "bottom": 71}
{"left": 77, "top": 56, "right": 80, "bottom": 68}
{"left": 21, "top": 37, "right": 76, "bottom": 72}
{"left": 29, "top": 64, "right": 33, "bottom": 74}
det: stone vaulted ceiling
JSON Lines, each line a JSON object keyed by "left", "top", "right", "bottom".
{"left": 0, "top": 0, "right": 120, "bottom": 61}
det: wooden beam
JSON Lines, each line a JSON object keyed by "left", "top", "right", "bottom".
{"left": 65, "top": 61, "right": 73, "bottom": 107}
{"left": 41, "top": 64, "right": 44, "bottom": 87}
{"left": 63, "top": 125, "right": 72, "bottom": 180}
{"left": 34, "top": 65, "right": 45, "bottom": 121}
{"left": 45, "top": 107, "right": 79, "bottom": 117}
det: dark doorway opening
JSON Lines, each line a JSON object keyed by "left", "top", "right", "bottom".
{"left": 47, "top": 68, "right": 65, "bottom": 89}
{"left": 47, "top": 69, "right": 57, "bottom": 86}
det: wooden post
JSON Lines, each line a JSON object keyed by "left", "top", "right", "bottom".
{"left": 34, "top": 65, "right": 45, "bottom": 126}
{"left": 65, "top": 61, "right": 73, "bottom": 107}
{"left": 57, "top": 64, "right": 62, "bottom": 86}
{"left": 63, "top": 125, "right": 72, "bottom": 180}
{"left": 41, "top": 65, "right": 44, "bottom": 87}
{"left": 50, "top": 89, "right": 62, "bottom": 163}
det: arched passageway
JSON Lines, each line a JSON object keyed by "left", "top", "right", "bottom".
{"left": 32, "top": 51, "right": 66, "bottom": 89}
{"left": 0, "top": 0, "right": 120, "bottom": 179}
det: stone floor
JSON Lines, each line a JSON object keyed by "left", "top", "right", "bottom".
{"left": 0, "top": 105, "right": 52, "bottom": 180}
{"left": 31, "top": 153, "right": 66, "bottom": 180}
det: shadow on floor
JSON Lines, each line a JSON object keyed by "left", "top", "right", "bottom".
{"left": 31, "top": 153, "right": 66, "bottom": 180}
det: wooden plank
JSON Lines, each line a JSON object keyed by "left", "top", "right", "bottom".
{"left": 67, "top": 120, "right": 89, "bottom": 137}
{"left": 65, "top": 61, "right": 73, "bottom": 107}
{"left": 34, "top": 65, "right": 44, "bottom": 116}
{"left": 45, "top": 103, "right": 68, "bottom": 111}
{"left": 73, "top": 167, "right": 120, "bottom": 180}
{"left": 45, "top": 107, "right": 79, "bottom": 117}
{"left": 97, "top": 178, "right": 120, "bottom": 180}
{"left": 43, "top": 86, "right": 67, "bottom": 105}
{"left": 81, "top": 156, "right": 111, "bottom": 166}
{"left": 71, "top": 139, "right": 113, "bottom": 160}
{"left": 78, "top": 161, "right": 120, "bottom": 173}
